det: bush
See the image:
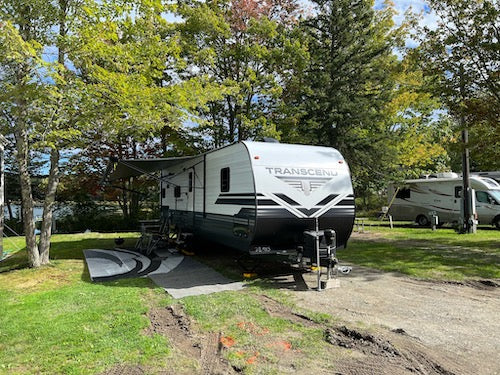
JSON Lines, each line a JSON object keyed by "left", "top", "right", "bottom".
{"left": 55, "top": 201, "right": 139, "bottom": 233}
{"left": 56, "top": 214, "right": 139, "bottom": 233}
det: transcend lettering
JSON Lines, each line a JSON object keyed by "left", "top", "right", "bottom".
{"left": 265, "top": 167, "right": 338, "bottom": 177}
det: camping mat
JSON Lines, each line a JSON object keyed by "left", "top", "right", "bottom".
{"left": 83, "top": 248, "right": 244, "bottom": 298}
{"left": 83, "top": 248, "right": 170, "bottom": 281}
{"left": 149, "top": 256, "right": 245, "bottom": 299}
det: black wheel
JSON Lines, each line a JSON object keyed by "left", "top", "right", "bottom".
{"left": 416, "top": 215, "right": 429, "bottom": 227}
{"left": 494, "top": 216, "right": 500, "bottom": 230}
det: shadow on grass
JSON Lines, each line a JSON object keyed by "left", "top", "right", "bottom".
{"left": 0, "top": 236, "right": 157, "bottom": 289}
{"left": 406, "top": 237, "right": 500, "bottom": 251}
{"left": 343, "top": 240, "right": 500, "bottom": 280}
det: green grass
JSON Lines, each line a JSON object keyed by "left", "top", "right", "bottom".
{"left": 342, "top": 224, "right": 500, "bottom": 280}
{"left": 3, "top": 227, "right": 496, "bottom": 373}
{"left": 181, "top": 287, "right": 333, "bottom": 373}
{"left": 371, "top": 223, "right": 499, "bottom": 249}
{"left": 0, "top": 233, "right": 171, "bottom": 374}
{"left": 0, "top": 233, "right": 343, "bottom": 374}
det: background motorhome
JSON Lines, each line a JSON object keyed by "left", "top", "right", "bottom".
{"left": 471, "top": 171, "right": 500, "bottom": 184}
{"left": 388, "top": 175, "right": 500, "bottom": 228}
{"left": 108, "top": 141, "right": 356, "bottom": 259}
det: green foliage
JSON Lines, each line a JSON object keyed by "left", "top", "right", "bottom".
{"left": 176, "top": 0, "right": 308, "bottom": 146}
{"left": 417, "top": 0, "right": 500, "bottom": 171}
{"left": 2, "top": 0, "right": 497, "bottom": 227}
{"left": 384, "top": 54, "right": 452, "bottom": 179}
{"left": 282, "top": 0, "right": 404, "bottom": 195}
{"left": 56, "top": 204, "right": 140, "bottom": 233}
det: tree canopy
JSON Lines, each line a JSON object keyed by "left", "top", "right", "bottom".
{"left": 417, "top": 0, "right": 499, "bottom": 171}
{"left": 0, "top": 0, "right": 498, "bottom": 266}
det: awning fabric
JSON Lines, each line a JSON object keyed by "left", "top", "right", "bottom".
{"left": 104, "top": 156, "right": 197, "bottom": 182}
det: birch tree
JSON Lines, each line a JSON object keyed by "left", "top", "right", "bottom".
{"left": 0, "top": 0, "right": 222, "bottom": 267}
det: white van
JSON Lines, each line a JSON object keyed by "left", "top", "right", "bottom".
{"left": 388, "top": 175, "right": 500, "bottom": 228}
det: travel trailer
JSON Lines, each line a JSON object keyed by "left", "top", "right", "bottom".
{"left": 106, "top": 141, "right": 356, "bottom": 261}
{"left": 388, "top": 174, "right": 500, "bottom": 228}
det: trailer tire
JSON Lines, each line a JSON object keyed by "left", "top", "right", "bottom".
{"left": 416, "top": 215, "right": 429, "bottom": 227}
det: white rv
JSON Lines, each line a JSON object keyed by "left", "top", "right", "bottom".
{"left": 472, "top": 171, "right": 500, "bottom": 184}
{"left": 388, "top": 175, "right": 500, "bottom": 228}
{"left": 107, "top": 141, "right": 355, "bottom": 257}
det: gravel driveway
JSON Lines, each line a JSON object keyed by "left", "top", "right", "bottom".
{"left": 295, "top": 266, "right": 500, "bottom": 375}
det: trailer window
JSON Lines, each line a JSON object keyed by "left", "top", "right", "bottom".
{"left": 455, "top": 186, "right": 462, "bottom": 198}
{"left": 396, "top": 188, "right": 410, "bottom": 199}
{"left": 174, "top": 186, "right": 181, "bottom": 198}
{"left": 188, "top": 172, "right": 193, "bottom": 192}
{"left": 220, "top": 167, "right": 230, "bottom": 192}
{"left": 161, "top": 188, "right": 166, "bottom": 199}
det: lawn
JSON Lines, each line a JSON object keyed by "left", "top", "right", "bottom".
{"left": 341, "top": 224, "right": 500, "bottom": 281}
{"left": 1, "top": 228, "right": 498, "bottom": 374}
{"left": 0, "top": 233, "right": 341, "bottom": 374}
{"left": 0, "top": 233, "right": 171, "bottom": 375}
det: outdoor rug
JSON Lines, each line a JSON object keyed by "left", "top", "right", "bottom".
{"left": 148, "top": 256, "right": 245, "bottom": 299}
{"left": 83, "top": 248, "right": 244, "bottom": 298}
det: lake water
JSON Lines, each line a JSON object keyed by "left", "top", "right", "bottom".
{"left": 4, "top": 205, "right": 70, "bottom": 220}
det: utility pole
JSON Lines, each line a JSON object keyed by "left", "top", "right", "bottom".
{"left": 461, "top": 129, "right": 475, "bottom": 233}
{"left": 459, "top": 66, "right": 476, "bottom": 234}
{"left": 0, "top": 134, "right": 6, "bottom": 259}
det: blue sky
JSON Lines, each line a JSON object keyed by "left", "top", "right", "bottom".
{"left": 375, "top": 0, "right": 438, "bottom": 48}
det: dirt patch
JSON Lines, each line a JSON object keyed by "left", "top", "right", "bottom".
{"left": 324, "top": 326, "right": 399, "bottom": 357}
{"left": 100, "top": 365, "right": 147, "bottom": 375}
{"left": 440, "top": 278, "right": 499, "bottom": 290}
{"left": 257, "top": 294, "right": 318, "bottom": 327}
{"left": 292, "top": 267, "right": 500, "bottom": 375}
{"left": 0, "top": 265, "right": 72, "bottom": 292}
{"left": 145, "top": 305, "right": 237, "bottom": 375}
{"left": 258, "top": 294, "right": 466, "bottom": 374}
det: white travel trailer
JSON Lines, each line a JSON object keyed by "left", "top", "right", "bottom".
{"left": 388, "top": 175, "right": 500, "bottom": 228}
{"left": 106, "top": 141, "right": 355, "bottom": 259}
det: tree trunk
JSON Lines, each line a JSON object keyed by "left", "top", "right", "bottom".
{"left": 38, "top": 148, "right": 60, "bottom": 265}
{"left": 35, "top": 0, "right": 67, "bottom": 265}
{"left": 130, "top": 178, "right": 139, "bottom": 219}
{"left": 14, "top": 125, "right": 40, "bottom": 268}
{"left": 121, "top": 181, "right": 129, "bottom": 219}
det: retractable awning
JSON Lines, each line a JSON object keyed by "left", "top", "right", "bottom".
{"left": 103, "top": 156, "right": 198, "bottom": 183}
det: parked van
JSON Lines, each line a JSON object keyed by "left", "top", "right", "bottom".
{"left": 388, "top": 174, "right": 500, "bottom": 228}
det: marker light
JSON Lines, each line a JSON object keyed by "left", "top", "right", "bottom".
{"left": 254, "top": 156, "right": 260, "bottom": 160}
